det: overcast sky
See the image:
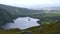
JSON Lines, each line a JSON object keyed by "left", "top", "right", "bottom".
{"left": 0, "top": 0, "right": 60, "bottom": 9}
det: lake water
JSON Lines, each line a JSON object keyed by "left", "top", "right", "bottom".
{"left": 2, "top": 17, "right": 40, "bottom": 30}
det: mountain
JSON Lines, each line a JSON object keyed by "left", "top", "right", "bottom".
{"left": 0, "top": 4, "right": 60, "bottom": 26}
{"left": 0, "top": 4, "right": 30, "bottom": 16}
{"left": 0, "top": 8, "right": 14, "bottom": 26}
{"left": 0, "top": 4, "right": 42, "bottom": 26}
{"left": 0, "top": 4, "right": 30, "bottom": 26}
{"left": 0, "top": 4, "right": 44, "bottom": 18}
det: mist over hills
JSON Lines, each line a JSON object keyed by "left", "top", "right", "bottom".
{"left": 0, "top": 4, "right": 43, "bottom": 17}
{"left": 0, "top": 4, "right": 60, "bottom": 26}
{"left": 1, "top": 4, "right": 60, "bottom": 10}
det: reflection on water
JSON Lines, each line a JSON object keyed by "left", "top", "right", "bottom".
{"left": 2, "top": 17, "right": 40, "bottom": 30}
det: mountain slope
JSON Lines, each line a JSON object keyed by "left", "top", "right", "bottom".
{"left": 0, "top": 8, "right": 14, "bottom": 26}
{"left": 24, "top": 21, "right": 60, "bottom": 34}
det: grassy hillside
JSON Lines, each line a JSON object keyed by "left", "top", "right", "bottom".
{"left": 24, "top": 21, "right": 60, "bottom": 34}
{"left": 0, "top": 21, "right": 60, "bottom": 34}
{"left": 0, "top": 28, "right": 21, "bottom": 34}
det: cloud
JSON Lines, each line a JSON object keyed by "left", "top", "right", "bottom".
{"left": 0, "top": 0, "right": 60, "bottom": 8}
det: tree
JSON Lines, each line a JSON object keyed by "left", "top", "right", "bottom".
{"left": 0, "top": 8, "right": 14, "bottom": 26}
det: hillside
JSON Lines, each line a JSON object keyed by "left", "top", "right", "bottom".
{"left": 0, "top": 4, "right": 43, "bottom": 26}
{"left": 0, "top": 4, "right": 60, "bottom": 25}
{"left": 0, "top": 21, "right": 60, "bottom": 34}
{"left": 0, "top": 8, "right": 14, "bottom": 26}
{"left": 0, "top": 4, "right": 60, "bottom": 34}
{"left": 0, "top": 4, "right": 44, "bottom": 17}
{"left": 24, "top": 21, "right": 60, "bottom": 34}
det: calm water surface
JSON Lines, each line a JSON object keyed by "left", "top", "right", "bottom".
{"left": 2, "top": 17, "right": 40, "bottom": 30}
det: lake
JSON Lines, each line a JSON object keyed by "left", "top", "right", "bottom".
{"left": 2, "top": 17, "right": 40, "bottom": 30}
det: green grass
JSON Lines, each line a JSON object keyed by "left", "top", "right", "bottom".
{"left": 0, "top": 21, "right": 60, "bottom": 34}
{"left": 0, "top": 28, "right": 21, "bottom": 34}
{"left": 24, "top": 21, "right": 60, "bottom": 34}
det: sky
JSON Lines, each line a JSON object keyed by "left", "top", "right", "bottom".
{"left": 0, "top": 0, "right": 60, "bottom": 9}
